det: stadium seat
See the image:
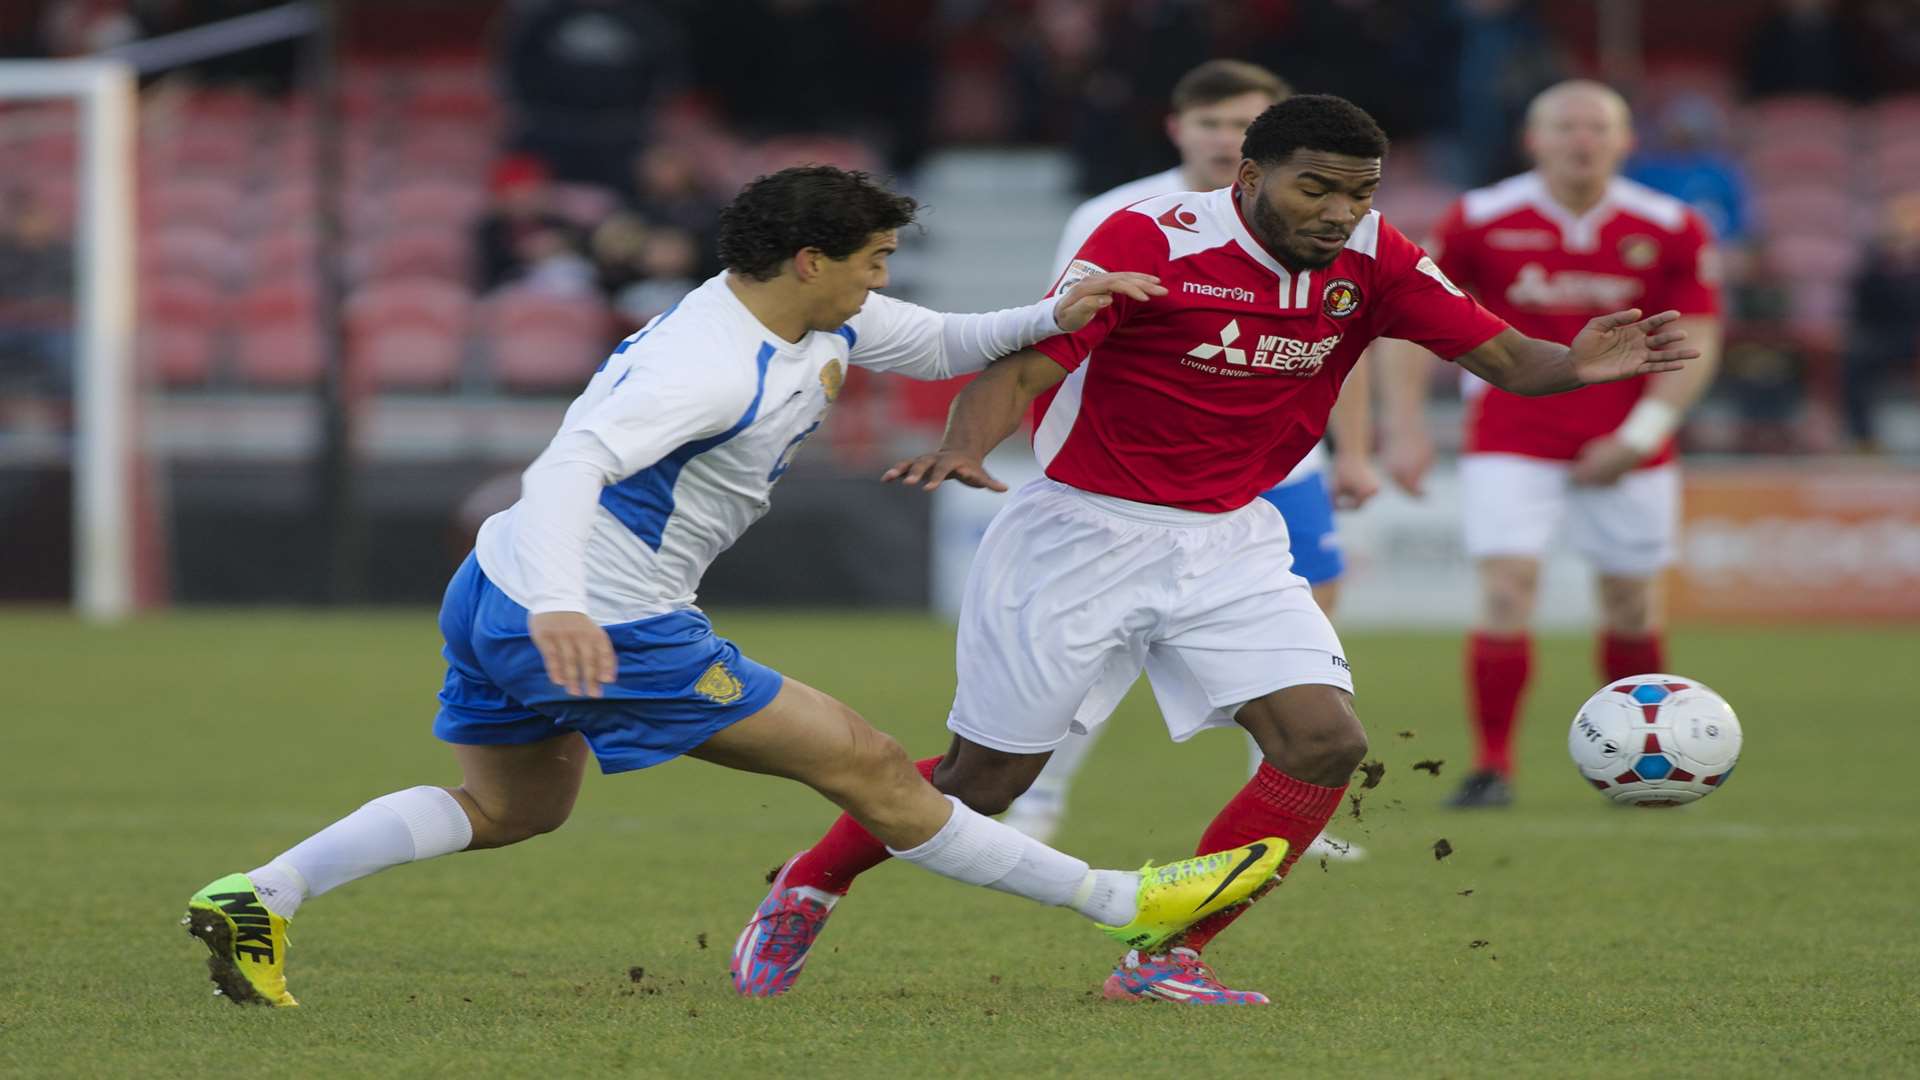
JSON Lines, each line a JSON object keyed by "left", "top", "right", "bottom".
{"left": 373, "top": 179, "right": 487, "bottom": 231}
{"left": 142, "top": 227, "right": 241, "bottom": 285}
{"left": 140, "top": 325, "right": 221, "bottom": 386}
{"left": 139, "top": 279, "right": 227, "bottom": 386}
{"left": 354, "top": 227, "right": 471, "bottom": 284}
{"left": 145, "top": 179, "right": 243, "bottom": 234}
{"left": 490, "top": 329, "right": 605, "bottom": 392}
{"left": 483, "top": 288, "right": 609, "bottom": 340}
{"left": 1751, "top": 186, "right": 1859, "bottom": 238}
{"left": 233, "top": 324, "right": 325, "bottom": 387}
{"left": 1745, "top": 137, "right": 1852, "bottom": 178}
{"left": 1771, "top": 234, "right": 1860, "bottom": 283}
{"left": 1744, "top": 95, "right": 1855, "bottom": 140}
{"left": 345, "top": 278, "right": 472, "bottom": 388}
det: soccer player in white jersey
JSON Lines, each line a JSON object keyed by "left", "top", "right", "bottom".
{"left": 180, "top": 167, "right": 1286, "bottom": 1007}
{"left": 1005, "top": 60, "right": 1379, "bottom": 860}
{"left": 747, "top": 97, "right": 1698, "bottom": 1005}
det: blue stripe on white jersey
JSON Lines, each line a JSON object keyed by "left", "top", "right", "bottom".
{"left": 598, "top": 343, "right": 775, "bottom": 550}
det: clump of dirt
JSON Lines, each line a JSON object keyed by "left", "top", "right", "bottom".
{"left": 1469, "top": 939, "right": 1489, "bottom": 949}
{"left": 765, "top": 864, "right": 783, "bottom": 884}
{"left": 1395, "top": 730, "right": 1416, "bottom": 740}
{"left": 1348, "top": 793, "right": 1365, "bottom": 821}
{"left": 1457, "top": 889, "right": 1474, "bottom": 897}
{"left": 695, "top": 933, "right": 708, "bottom": 951}
{"left": 1413, "top": 759, "right": 1444, "bottom": 776}
{"left": 1355, "top": 760, "right": 1386, "bottom": 789}
{"left": 628, "top": 966, "right": 646, "bottom": 983}
{"left": 1432, "top": 838, "right": 1454, "bottom": 861}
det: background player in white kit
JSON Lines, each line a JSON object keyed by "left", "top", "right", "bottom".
{"left": 1004, "top": 60, "right": 1379, "bottom": 858}
{"left": 1376, "top": 82, "right": 1723, "bottom": 808}
{"left": 177, "top": 166, "right": 1284, "bottom": 1008}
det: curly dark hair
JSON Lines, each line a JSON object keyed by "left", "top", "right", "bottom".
{"left": 716, "top": 166, "right": 919, "bottom": 281}
{"left": 1241, "top": 94, "right": 1389, "bottom": 167}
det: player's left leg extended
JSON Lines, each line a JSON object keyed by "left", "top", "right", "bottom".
{"left": 184, "top": 734, "right": 586, "bottom": 1007}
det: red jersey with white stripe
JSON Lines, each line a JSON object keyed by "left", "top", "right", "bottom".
{"left": 1033, "top": 186, "right": 1508, "bottom": 512}
{"left": 1431, "top": 172, "right": 1721, "bottom": 467}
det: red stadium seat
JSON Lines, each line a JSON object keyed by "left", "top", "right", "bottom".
{"left": 142, "top": 227, "right": 241, "bottom": 285}
{"left": 354, "top": 227, "right": 471, "bottom": 284}
{"left": 1751, "top": 186, "right": 1857, "bottom": 238}
{"left": 139, "top": 279, "right": 226, "bottom": 386}
{"left": 145, "top": 179, "right": 242, "bottom": 233}
{"left": 483, "top": 287, "right": 609, "bottom": 340}
{"left": 378, "top": 179, "right": 487, "bottom": 230}
{"left": 491, "top": 329, "right": 605, "bottom": 392}
{"left": 345, "top": 278, "right": 472, "bottom": 388}
{"left": 246, "top": 225, "right": 321, "bottom": 283}
{"left": 140, "top": 325, "right": 220, "bottom": 386}
{"left": 234, "top": 277, "right": 325, "bottom": 387}
{"left": 1743, "top": 95, "right": 1855, "bottom": 140}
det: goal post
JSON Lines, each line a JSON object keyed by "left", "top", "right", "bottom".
{"left": 0, "top": 60, "right": 138, "bottom": 620}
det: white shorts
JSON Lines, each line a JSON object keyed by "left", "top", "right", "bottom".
{"left": 1460, "top": 453, "right": 1680, "bottom": 577}
{"left": 948, "top": 478, "right": 1353, "bottom": 754}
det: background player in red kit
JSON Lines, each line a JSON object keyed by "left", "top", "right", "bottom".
{"left": 1377, "top": 81, "right": 1723, "bottom": 809}
{"left": 733, "top": 94, "right": 1700, "bottom": 1005}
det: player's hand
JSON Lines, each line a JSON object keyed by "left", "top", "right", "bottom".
{"left": 1568, "top": 308, "right": 1700, "bottom": 385}
{"left": 1331, "top": 452, "right": 1382, "bottom": 510}
{"left": 1569, "top": 435, "right": 1644, "bottom": 487}
{"left": 881, "top": 450, "right": 1005, "bottom": 492}
{"left": 529, "top": 611, "right": 616, "bottom": 698}
{"left": 1381, "top": 425, "right": 1435, "bottom": 497}
{"left": 1052, "top": 272, "right": 1166, "bottom": 332}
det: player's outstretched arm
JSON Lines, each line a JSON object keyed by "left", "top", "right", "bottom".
{"left": 881, "top": 349, "right": 1067, "bottom": 491}
{"left": 1456, "top": 309, "right": 1700, "bottom": 398}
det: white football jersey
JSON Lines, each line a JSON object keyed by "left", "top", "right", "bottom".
{"left": 476, "top": 272, "right": 1056, "bottom": 624}
{"left": 1053, "top": 169, "right": 1326, "bottom": 483}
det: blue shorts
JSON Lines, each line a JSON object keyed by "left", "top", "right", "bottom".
{"left": 432, "top": 554, "right": 784, "bottom": 773}
{"left": 1258, "top": 472, "right": 1345, "bottom": 586}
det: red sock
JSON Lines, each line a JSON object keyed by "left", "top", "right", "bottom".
{"left": 1600, "top": 631, "right": 1666, "bottom": 684}
{"left": 1467, "top": 631, "right": 1532, "bottom": 777}
{"left": 1180, "top": 764, "right": 1346, "bottom": 953}
{"left": 784, "top": 756, "right": 940, "bottom": 895}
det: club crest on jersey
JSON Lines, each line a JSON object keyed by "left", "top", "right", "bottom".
{"left": 1322, "top": 278, "right": 1362, "bottom": 318}
{"left": 819, "top": 360, "right": 844, "bottom": 402}
{"left": 1619, "top": 234, "right": 1660, "bottom": 269}
{"left": 695, "top": 661, "right": 745, "bottom": 705}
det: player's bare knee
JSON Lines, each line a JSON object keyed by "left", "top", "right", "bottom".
{"left": 931, "top": 757, "right": 1030, "bottom": 817}
{"left": 1599, "top": 578, "right": 1658, "bottom": 635}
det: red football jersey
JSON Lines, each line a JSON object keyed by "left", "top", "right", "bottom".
{"left": 1032, "top": 186, "right": 1508, "bottom": 512}
{"left": 1431, "top": 172, "right": 1721, "bottom": 467}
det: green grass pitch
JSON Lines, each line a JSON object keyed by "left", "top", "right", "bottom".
{"left": 1, "top": 611, "right": 1916, "bottom": 1077}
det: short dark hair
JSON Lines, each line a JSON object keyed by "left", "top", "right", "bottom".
{"left": 716, "top": 166, "right": 918, "bottom": 281}
{"left": 1240, "top": 94, "right": 1389, "bottom": 167}
{"left": 1170, "top": 59, "right": 1289, "bottom": 112}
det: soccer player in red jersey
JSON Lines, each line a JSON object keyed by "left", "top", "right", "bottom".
{"left": 1375, "top": 81, "right": 1724, "bottom": 809}
{"left": 734, "top": 94, "right": 1699, "bottom": 1004}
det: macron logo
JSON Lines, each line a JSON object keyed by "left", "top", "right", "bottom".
{"left": 1183, "top": 281, "right": 1258, "bottom": 303}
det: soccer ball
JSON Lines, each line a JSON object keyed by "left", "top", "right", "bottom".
{"left": 1568, "top": 674, "right": 1742, "bottom": 807}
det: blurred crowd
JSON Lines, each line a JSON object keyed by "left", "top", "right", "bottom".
{"left": 1, "top": 0, "right": 1918, "bottom": 450}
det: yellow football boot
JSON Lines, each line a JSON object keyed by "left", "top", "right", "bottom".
{"left": 183, "top": 872, "right": 298, "bottom": 1007}
{"left": 1097, "top": 837, "right": 1287, "bottom": 952}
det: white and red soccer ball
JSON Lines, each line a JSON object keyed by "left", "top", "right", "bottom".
{"left": 1568, "top": 674, "right": 1742, "bottom": 807}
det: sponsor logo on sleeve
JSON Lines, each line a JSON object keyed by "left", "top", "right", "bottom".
{"left": 1054, "top": 258, "right": 1106, "bottom": 295}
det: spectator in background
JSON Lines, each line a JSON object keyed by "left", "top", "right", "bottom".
{"left": 621, "top": 143, "right": 722, "bottom": 272}
{"left": 1842, "top": 194, "right": 1920, "bottom": 451}
{"left": 1453, "top": 0, "right": 1562, "bottom": 186}
{"left": 0, "top": 187, "right": 75, "bottom": 393}
{"left": 39, "top": 0, "right": 139, "bottom": 56}
{"left": 1627, "top": 94, "right": 1752, "bottom": 250}
{"left": 473, "top": 154, "right": 593, "bottom": 295}
{"left": 500, "top": 0, "right": 688, "bottom": 190}
{"left": 1743, "top": 0, "right": 1874, "bottom": 101}
{"left": 605, "top": 222, "right": 700, "bottom": 329}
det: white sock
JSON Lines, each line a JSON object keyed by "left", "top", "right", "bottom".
{"left": 888, "top": 796, "right": 1139, "bottom": 925}
{"left": 247, "top": 786, "right": 473, "bottom": 918}
{"left": 1246, "top": 731, "right": 1266, "bottom": 780}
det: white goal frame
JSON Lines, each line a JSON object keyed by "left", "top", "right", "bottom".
{"left": 0, "top": 60, "right": 137, "bottom": 620}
